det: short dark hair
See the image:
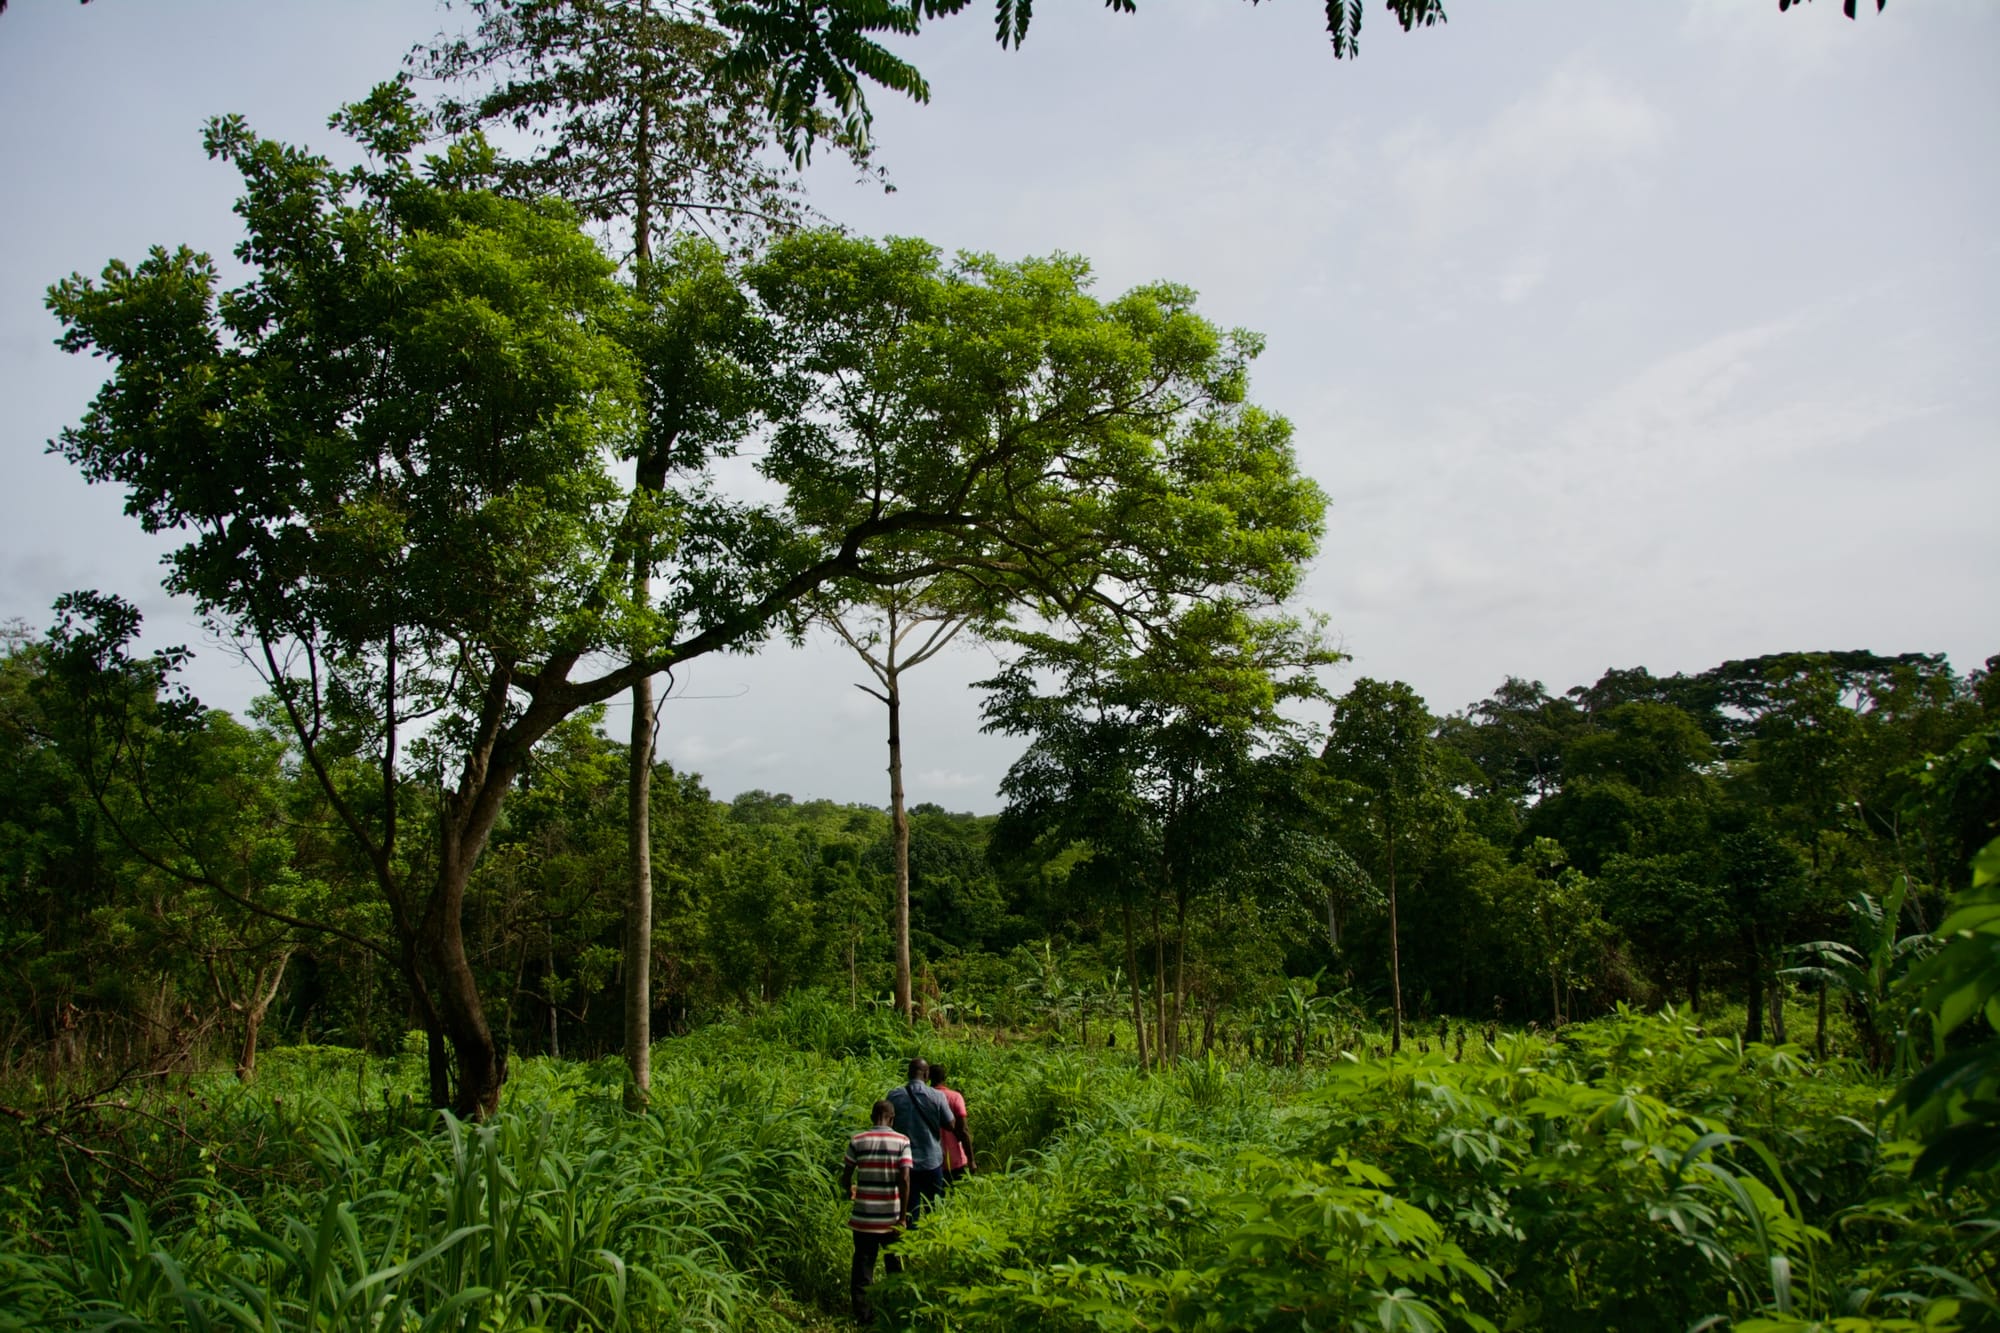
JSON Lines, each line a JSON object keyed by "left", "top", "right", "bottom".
{"left": 906, "top": 1056, "right": 928, "bottom": 1080}
{"left": 928, "top": 1063, "right": 949, "bottom": 1086}
{"left": 871, "top": 1099, "right": 896, "bottom": 1125}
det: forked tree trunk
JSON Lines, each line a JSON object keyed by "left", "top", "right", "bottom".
{"left": 232, "top": 952, "right": 291, "bottom": 1083}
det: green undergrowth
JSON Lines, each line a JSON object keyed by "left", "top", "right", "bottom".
{"left": 0, "top": 998, "right": 1990, "bottom": 1331}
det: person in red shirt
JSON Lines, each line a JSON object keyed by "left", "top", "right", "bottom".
{"left": 840, "top": 1099, "right": 912, "bottom": 1325}
{"left": 929, "top": 1063, "right": 977, "bottom": 1186}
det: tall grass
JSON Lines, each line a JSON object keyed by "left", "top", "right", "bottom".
{"left": 0, "top": 996, "right": 1988, "bottom": 1332}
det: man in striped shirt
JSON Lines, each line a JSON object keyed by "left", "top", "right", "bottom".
{"left": 840, "top": 1099, "right": 912, "bottom": 1325}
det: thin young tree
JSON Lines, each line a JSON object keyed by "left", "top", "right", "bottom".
{"left": 1320, "top": 679, "right": 1461, "bottom": 1054}
{"left": 821, "top": 575, "right": 984, "bottom": 1023}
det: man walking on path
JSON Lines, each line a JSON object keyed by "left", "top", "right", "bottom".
{"left": 841, "top": 1098, "right": 912, "bottom": 1326}
{"left": 929, "top": 1063, "right": 977, "bottom": 1186}
{"left": 885, "top": 1057, "right": 956, "bottom": 1222}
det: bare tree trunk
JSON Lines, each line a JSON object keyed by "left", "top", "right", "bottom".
{"left": 623, "top": 52, "right": 659, "bottom": 1111}
{"left": 1387, "top": 832, "right": 1404, "bottom": 1054}
{"left": 1743, "top": 953, "right": 1765, "bottom": 1045}
{"left": 1170, "top": 887, "right": 1188, "bottom": 1065}
{"left": 547, "top": 945, "right": 560, "bottom": 1060}
{"left": 1770, "top": 974, "right": 1788, "bottom": 1045}
{"left": 1121, "top": 900, "right": 1149, "bottom": 1068}
{"left": 888, "top": 671, "right": 912, "bottom": 1024}
{"left": 1151, "top": 897, "right": 1168, "bottom": 1064}
{"left": 623, "top": 673, "right": 655, "bottom": 1111}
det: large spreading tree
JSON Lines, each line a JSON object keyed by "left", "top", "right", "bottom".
{"left": 48, "top": 91, "right": 1330, "bottom": 1113}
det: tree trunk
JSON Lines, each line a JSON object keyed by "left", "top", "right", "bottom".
{"left": 623, "top": 673, "right": 655, "bottom": 1111}
{"left": 1387, "top": 832, "right": 1404, "bottom": 1054}
{"left": 1770, "top": 975, "right": 1787, "bottom": 1045}
{"left": 1170, "top": 887, "right": 1189, "bottom": 1065}
{"left": 1121, "top": 900, "right": 1149, "bottom": 1068}
{"left": 623, "top": 60, "right": 660, "bottom": 1111}
{"left": 1151, "top": 896, "right": 1168, "bottom": 1065}
{"left": 547, "top": 945, "right": 560, "bottom": 1060}
{"left": 422, "top": 870, "right": 502, "bottom": 1120}
{"left": 888, "top": 671, "right": 912, "bottom": 1023}
{"left": 236, "top": 998, "right": 264, "bottom": 1083}
{"left": 396, "top": 930, "right": 451, "bottom": 1108}
{"left": 234, "top": 952, "right": 291, "bottom": 1084}
{"left": 1743, "top": 958, "right": 1765, "bottom": 1045}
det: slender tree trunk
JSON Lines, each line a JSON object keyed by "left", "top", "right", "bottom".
{"left": 623, "top": 676, "right": 655, "bottom": 1111}
{"left": 1121, "top": 900, "right": 1149, "bottom": 1068}
{"left": 547, "top": 945, "right": 560, "bottom": 1059}
{"left": 622, "top": 46, "right": 659, "bottom": 1110}
{"left": 1387, "top": 830, "right": 1404, "bottom": 1054}
{"left": 1770, "top": 974, "right": 1787, "bottom": 1045}
{"left": 1170, "top": 887, "right": 1188, "bottom": 1064}
{"left": 1151, "top": 896, "right": 1168, "bottom": 1064}
{"left": 889, "top": 670, "right": 912, "bottom": 1023}
{"left": 1743, "top": 953, "right": 1765, "bottom": 1045}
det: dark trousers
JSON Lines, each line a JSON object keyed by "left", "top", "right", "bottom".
{"left": 850, "top": 1229, "right": 902, "bottom": 1325}
{"left": 909, "top": 1165, "right": 946, "bottom": 1221}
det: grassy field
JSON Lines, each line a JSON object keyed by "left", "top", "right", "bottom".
{"left": 0, "top": 997, "right": 1989, "bottom": 1332}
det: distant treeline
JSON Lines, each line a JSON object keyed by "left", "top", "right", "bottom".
{"left": 4, "top": 617, "right": 1993, "bottom": 1080}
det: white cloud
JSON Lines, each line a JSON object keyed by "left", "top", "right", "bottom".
{"left": 912, "top": 768, "right": 987, "bottom": 791}
{"left": 1385, "top": 66, "right": 1671, "bottom": 244}
{"left": 1495, "top": 252, "right": 1550, "bottom": 304}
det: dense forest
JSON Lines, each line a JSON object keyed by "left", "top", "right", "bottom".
{"left": 1, "top": 1, "right": 1995, "bottom": 1328}
{"left": 5, "top": 619, "right": 1997, "bottom": 1076}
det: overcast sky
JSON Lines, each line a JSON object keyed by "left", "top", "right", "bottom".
{"left": 3, "top": 0, "right": 1994, "bottom": 812}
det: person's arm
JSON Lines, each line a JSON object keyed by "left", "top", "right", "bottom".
{"left": 896, "top": 1164, "right": 911, "bottom": 1223}
{"left": 957, "top": 1113, "right": 976, "bottom": 1171}
{"left": 840, "top": 1159, "right": 856, "bottom": 1198}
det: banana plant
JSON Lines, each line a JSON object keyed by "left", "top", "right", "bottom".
{"left": 1782, "top": 877, "right": 1934, "bottom": 1073}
